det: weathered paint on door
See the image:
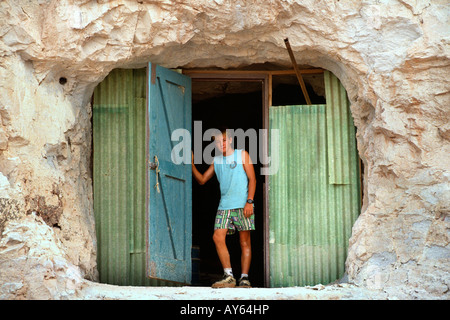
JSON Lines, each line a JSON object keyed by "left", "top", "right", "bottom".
{"left": 93, "top": 68, "right": 179, "bottom": 287}
{"left": 268, "top": 71, "right": 361, "bottom": 287}
{"left": 147, "top": 63, "right": 192, "bottom": 284}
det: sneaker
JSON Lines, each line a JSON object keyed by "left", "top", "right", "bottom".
{"left": 212, "top": 273, "right": 236, "bottom": 288}
{"left": 238, "top": 276, "right": 252, "bottom": 288}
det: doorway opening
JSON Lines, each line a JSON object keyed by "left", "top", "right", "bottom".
{"left": 191, "top": 82, "right": 264, "bottom": 287}
{"left": 188, "top": 67, "right": 327, "bottom": 288}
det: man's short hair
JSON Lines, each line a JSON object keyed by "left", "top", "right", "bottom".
{"left": 213, "top": 126, "right": 233, "bottom": 140}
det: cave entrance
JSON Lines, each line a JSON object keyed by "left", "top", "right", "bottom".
{"left": 92, "top": 64, "right": 361, "bottom": 288}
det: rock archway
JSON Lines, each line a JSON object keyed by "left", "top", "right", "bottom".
{"left": 0, "top": 1, "right": 448, "bottom": 299}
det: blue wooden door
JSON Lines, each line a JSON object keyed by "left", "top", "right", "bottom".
{"left": 147, "top": 63, "right": 192, "bottom": 284}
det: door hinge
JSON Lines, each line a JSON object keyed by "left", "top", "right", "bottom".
{"left": 148, "top": 161, "right": 157, "bottom": 170}
{"left": 149, "top": 156, "right": 160, "bottom": 193}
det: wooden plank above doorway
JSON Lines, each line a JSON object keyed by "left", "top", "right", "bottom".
{"left": 284, "top": 38, "right": 312, "bottom": 105}
{"left": 183, "top": 68, "right": 323, "bottom": 108}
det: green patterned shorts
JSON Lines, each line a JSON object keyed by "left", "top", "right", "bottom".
{"left": 214, "top": 208, "right": 255, "bottom": 235}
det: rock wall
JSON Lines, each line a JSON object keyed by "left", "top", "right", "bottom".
{"left": 0, "top": 0, "right": 449, "bottom": 299}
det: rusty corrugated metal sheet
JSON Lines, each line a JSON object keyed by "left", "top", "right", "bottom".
{"left": 93, "top": 68, "right": 176, "bottom": 287}
{"left": 268, "top": 73, "right": 360, "bottom": 287}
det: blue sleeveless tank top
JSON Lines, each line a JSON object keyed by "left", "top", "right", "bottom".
{"left": 214, "top": 149, "right": 248, "bottom": 210}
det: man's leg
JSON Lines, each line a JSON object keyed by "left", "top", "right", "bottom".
{"left": 213, "top": 228, "right": 231, "bottom": 269}
{"left": 212, "top": 228, "right": 236, "bottom": 288}
{"left": 239, "top": 230, "right": 252, "bottom": 275}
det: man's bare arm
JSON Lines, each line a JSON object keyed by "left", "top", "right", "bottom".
{"left": 192, "top": 154, "right": 215, "bottom": 185}
{"left": 242, "top": 150, "right": 256, "bottom": 217}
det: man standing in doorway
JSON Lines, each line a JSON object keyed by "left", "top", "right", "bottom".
{"left": 192, "top": 127, "right": 256, "bottom": 288}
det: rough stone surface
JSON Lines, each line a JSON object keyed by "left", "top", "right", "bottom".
{"left": 0, "top": 0, "right": 449, "bottom": 299}
{"left": 0, "top": 213, "right": 84, "bottom": 299}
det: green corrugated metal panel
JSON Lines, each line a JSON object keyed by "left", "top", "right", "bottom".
{"left": 93, "top": 68, "right": 176, "bottom": 287}
{"left": 269, "top": 83, "right": 360, "bottom": 287}
{"left": 324, "top": 70, "right": 353, "bottom": 185}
